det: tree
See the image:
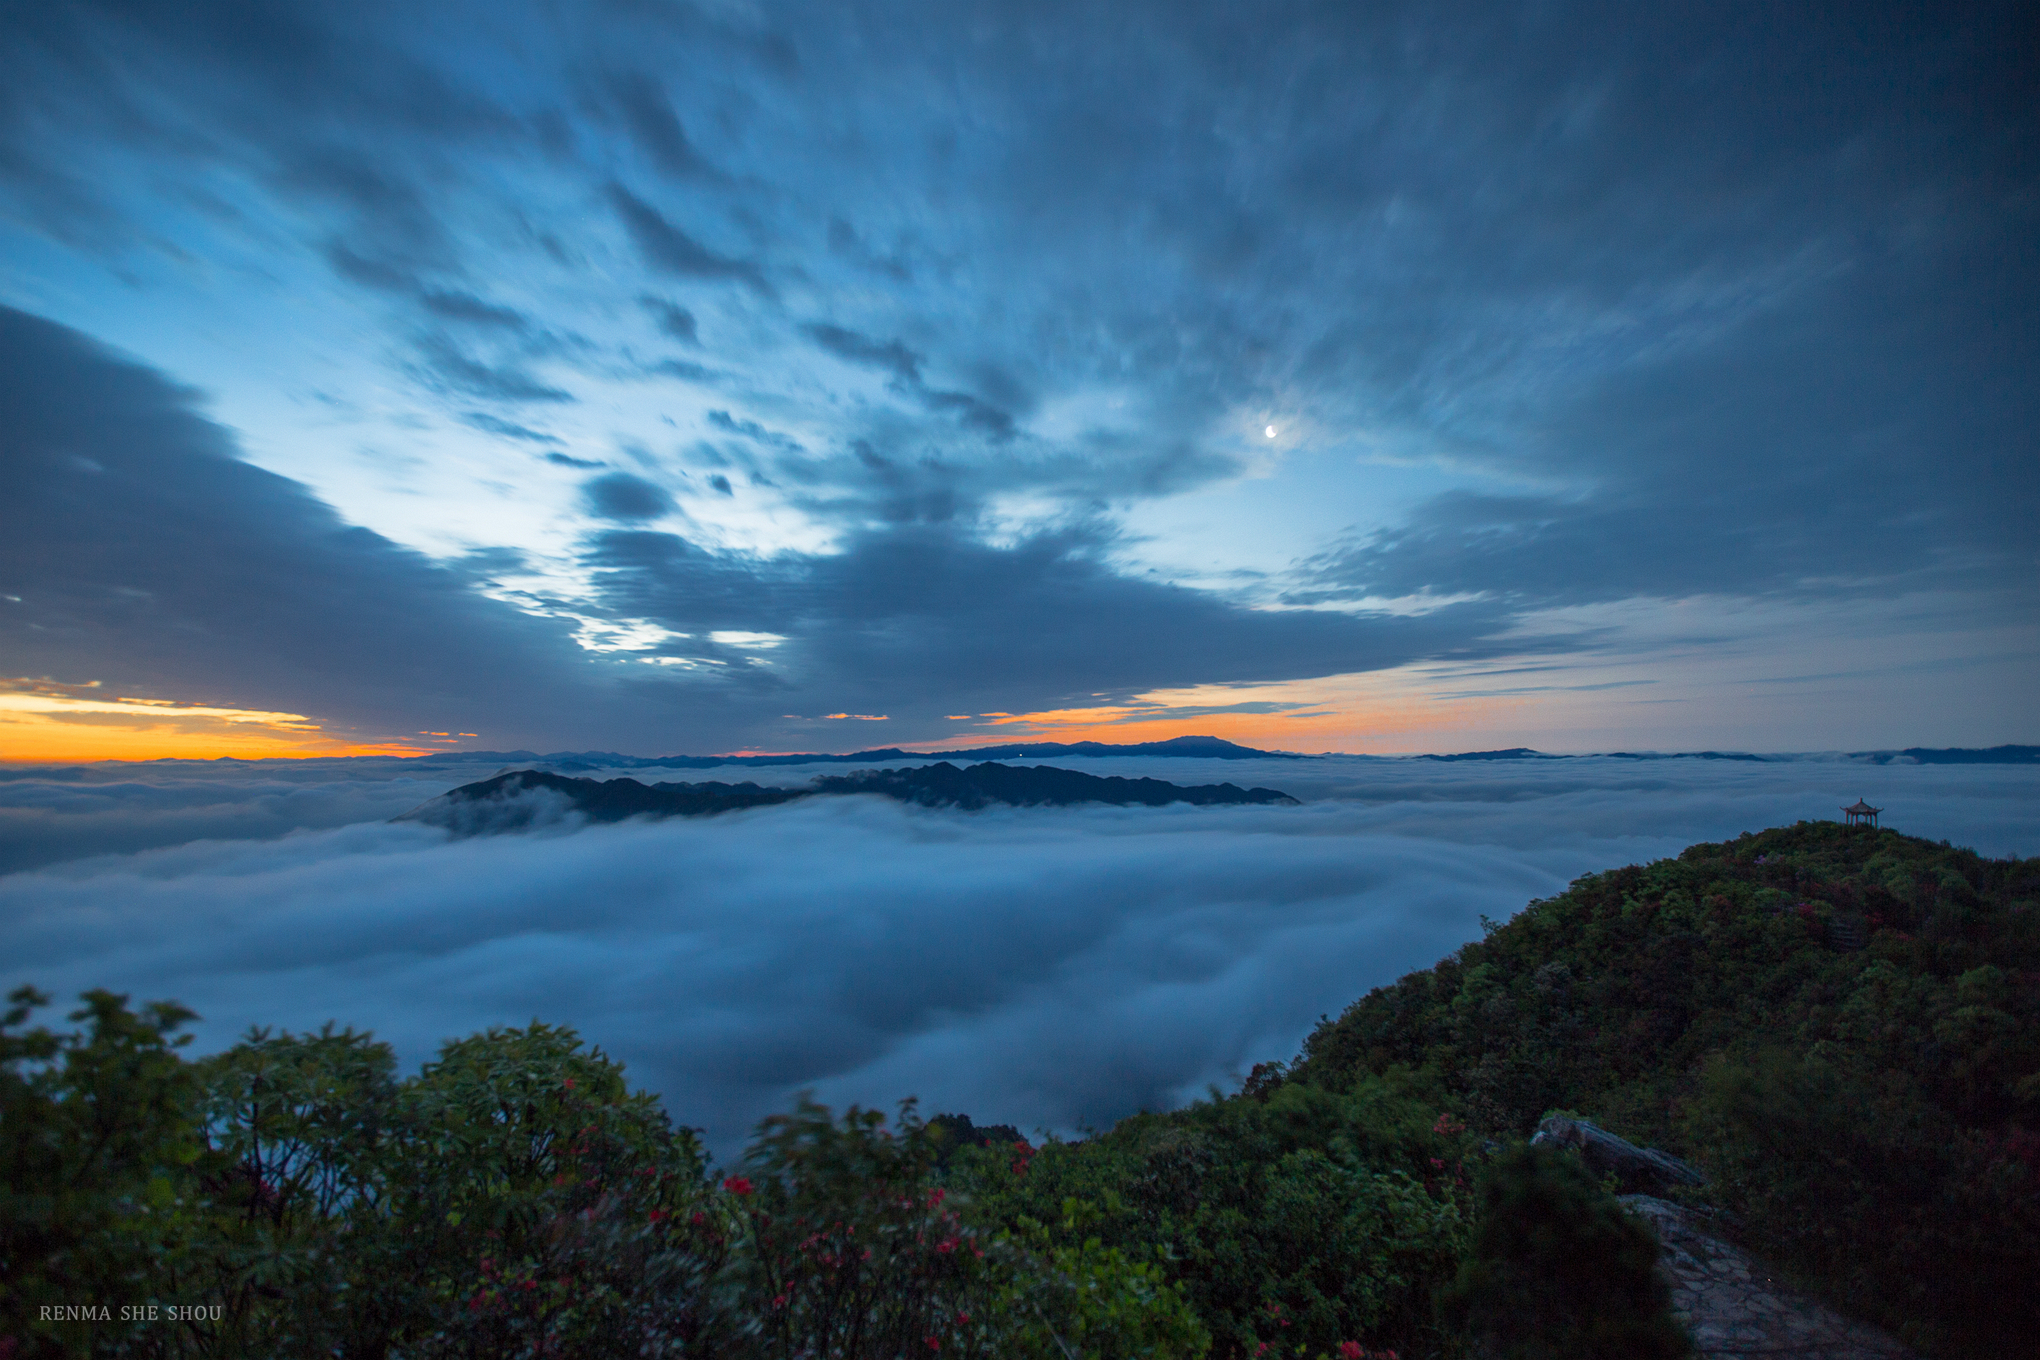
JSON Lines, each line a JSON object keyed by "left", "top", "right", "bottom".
{"left": 1439, "top": 1144, "right": 1687, "bottom": 1360}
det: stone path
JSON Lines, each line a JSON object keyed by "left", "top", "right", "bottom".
{"left": 1619, "top": 1196, "right": 1918, "bottom": 1359}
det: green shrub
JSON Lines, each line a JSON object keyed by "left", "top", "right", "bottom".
{"left": 1439, "top": 1144, "right": 1687, "bottom": 1360}
{"left": 0, "top": 994, "right": 1205, "bottom": 1360}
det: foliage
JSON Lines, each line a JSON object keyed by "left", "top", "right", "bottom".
{"left": 1288, "top": 821, "right": 2040, "bottom": 1357}
{"left": 948, "top": 1078, "right": 1472, "bottom": 1359}
{"left": 713, "top": 1099, "right": 1207, "bottom": 1359}
{"left": 1437, "top": 1144, "right": 1687, "bottom": 1360}
{"left": 2, "top": 987, "right": 214, "bottom": 1357}
{"left": 0, "top": 1000, "right": 1202, "bottom": 1359}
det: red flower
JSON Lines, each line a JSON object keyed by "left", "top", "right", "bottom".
{"left": 723, "top": 1176, "right": 754, "bottom": 1196}
{"left": 1339, "top": 1344, "right": 1363, "bottom": 1359}
{"left": 563, "top": 1077, "right": 576, "bottom": 1089}
{"left": 924, "top": 1336, "right": 940, "bottom": 1350}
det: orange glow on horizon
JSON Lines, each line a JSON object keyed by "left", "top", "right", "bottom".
{"left": 913, "top": 674, "right": 1529, "bottom": 755}
{"left": 0, "top": 680, "right": 434, "bottom": 763}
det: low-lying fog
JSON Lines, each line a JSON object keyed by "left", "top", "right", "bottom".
{"left": 4, "top": 751, "right": 2034, "bottom": 1155}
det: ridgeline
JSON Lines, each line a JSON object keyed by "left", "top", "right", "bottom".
{"left": 396, "top": 762, "right": 1298, "bottom": 834}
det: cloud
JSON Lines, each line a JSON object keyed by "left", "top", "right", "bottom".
{"left": 1286, "top": 239, "right": 2040, "bottom": 610}
{"left": 412, "top": 333, "right": 572, "bottom": 402}
{"left": 3, "top": 754, "right": 2032, "bottom": 1157}
{"left": 0, "top": 306, "right": 649, "bottom": 749}
{"left": 639, "top": 296, "right": 698, "bottom": 343}
{"left": 461, "top": 411, "right": 563, "bottom": 444}
{"left": 420, "top": 290, "right": 529, "bottom": 329}
{"left": 606, "top": 72, "right": 718, "bottom": 179}
{"left": 804, "top": 323, "right": 923, "bottom": 386}
{"left": 0, "top": 0, "right": 2030, "bottom": 756}
{"left": 0, "top": 757, "right": 482, "bottom": 875}
{"left": 605, "top": 182, "right": 772, "bottom": 295}
{"left": 582, "top": 522, "right": 1512, "bottom": 724}
{"left": 802, "top": 323, "right": 1015, "bottom": 440}
{"left": 706, "top": 409, "right": 802, "bottom": 451}
{"left": 0, "top": 303, "right": 1497, "bottom": 756}
{"left": 582, "top": 471, "right": 676, "bottom": 522}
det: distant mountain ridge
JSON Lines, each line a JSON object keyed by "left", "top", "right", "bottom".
{"left": 1413, "top": 744, "right": 2040, "bottom": 764}
{"left": 397, "top": 762, "right": 1299, "bottom": 835}
{"left": 404, "top": 733, "right": 1303, "bottom": 770}
{"left": 390, "top": 738, "right": 2037, "bottom": 770}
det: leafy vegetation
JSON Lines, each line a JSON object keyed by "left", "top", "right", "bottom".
{"left": 1293, "top": 819, "right": 2040, "bottom": 1357}
{"left": 5, "top": 821, "right": 2033, "bottom": 1357}
{"left": 1436, "top": 1144, "right": 1686, "bottom": 1360}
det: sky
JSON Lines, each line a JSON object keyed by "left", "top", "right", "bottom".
{"left": 8, "top": 751, "right": 2035, "bottom": 1154}
{"left": 1, "top": 0, "right": 2036, "bottom": 759}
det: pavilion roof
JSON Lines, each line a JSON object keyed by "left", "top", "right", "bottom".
{"left": 1842, "top": 799, "right": 1881, "bottom": 814}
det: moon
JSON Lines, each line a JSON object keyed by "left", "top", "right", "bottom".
{"left": 1264, "top": 425, "right": 1278, "bottom": 438}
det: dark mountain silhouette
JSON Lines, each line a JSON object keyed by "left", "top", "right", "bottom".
{"left": 396, "top": 762, "right": 1298, "bottom": 834}
{"left": 1414, "top": 745, "right": 2038, "bottom": 764}
{"left": 392, "top": 740, "right": 2038, "bottom": 772}
{"left": 1414, "top": 748, "right": 1555, "bottom": 762}
{"left": 816, "top": 762, "right": 1296, "bottom": 810}
{"left": 400, "top": 734, "right": 1307, "bottom": 771}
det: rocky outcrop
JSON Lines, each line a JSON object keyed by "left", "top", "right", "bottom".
{"left": 1620, "top": 1196, "right": 1917, "bottom": 1359}
{"left": 1529, "top": 1116, "right": 1709, "bottom": 1195}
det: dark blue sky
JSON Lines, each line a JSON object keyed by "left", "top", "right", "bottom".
{"left": 1, "top": 0, "right": 2033, "bottom": 756}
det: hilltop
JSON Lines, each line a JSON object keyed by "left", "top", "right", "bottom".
{"left": 395, "top": 761, "right": 1298, "bottom": 834}
{"left": 1281, "top": 819, "right": 2040, "bottom": 1356}
{"left": 401, "top": 733, "right": 1308, "bottom": 771}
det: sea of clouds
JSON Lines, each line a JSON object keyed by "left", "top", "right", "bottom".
{"left": 3, "top": 752, "right": 2035, "bottom": 1157}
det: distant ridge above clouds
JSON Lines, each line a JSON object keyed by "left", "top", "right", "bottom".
{"left": 1412, "top": 745, "right": 2040, "bottom": 765}
{"left": 389, "top": 738, "right": 2040, "bottom": 772}
{"left": 407, "top": 734, "right": 1310, "bottom": 770}
{"left": 396, "top": 762, "right": 1299, "bottom": 836}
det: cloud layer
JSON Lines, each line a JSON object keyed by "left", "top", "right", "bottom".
{"left": 5, "top": 754, "right": 2034, "bottom": 1156}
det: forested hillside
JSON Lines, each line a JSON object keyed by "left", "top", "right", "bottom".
{"left": 1289, "top": 820, "right": 2040, "bottom": 1356}
{"left": 5, "top": 822, "right": 2033, "bottom": 1358}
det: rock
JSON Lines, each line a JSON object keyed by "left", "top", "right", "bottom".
{"left": 1530, "top": 1116, "right": 1709, "bottom": 1195}
{"left": 1619, "top": 1195, "right": 1918, "bottom": 1359}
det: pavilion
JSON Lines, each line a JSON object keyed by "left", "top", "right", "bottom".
{"left": 1842, "top": 799, "right": 1882, "bottom": 828}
